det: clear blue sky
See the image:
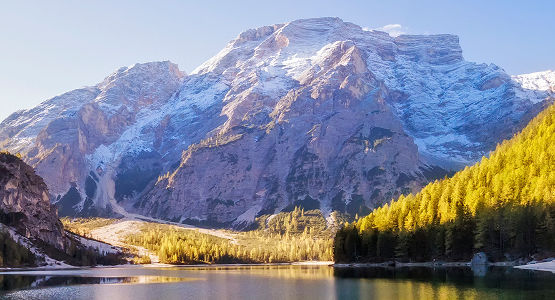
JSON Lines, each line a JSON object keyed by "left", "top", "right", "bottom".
{"left": 1, "top": 0, "right": 554, "bottom": 121}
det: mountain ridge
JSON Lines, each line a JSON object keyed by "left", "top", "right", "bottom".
{"left": 1, "top": 17, "right": 553, "bottom": 227}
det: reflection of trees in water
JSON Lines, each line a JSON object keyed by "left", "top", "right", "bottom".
{"left": 0, "top": 275, "right": 189, "bottom": 293}
{"left": 2, "top": 266, "right": 555, "bottom": 299}
{"left": 0, "top": 275, "right": 36, "bottom": 292}
{"left": 240, "top": 265, "right": 335, "bottom": 280}
{"left": 333, "top": 266, "right": 555, "bottom": 300}
{"left": 166, "top": 265, "right": 335, "bottom": 280}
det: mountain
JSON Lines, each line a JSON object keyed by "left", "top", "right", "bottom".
{"left": 334, "top": 103, "right": 555, "bottom": 262}
{"left": 0, "top": 62, "right": 185, "bottom": 217}
{"left": 0, "top": 18, "right": 553, "bottom": 227}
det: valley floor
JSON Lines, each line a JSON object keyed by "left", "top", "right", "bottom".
{"left": 63, "top": 194, "right": 244, "bottom": 264}
{"left": 85, "top": 219, "right": 238, "bottom": 264}
{"left": 64, "top": 218, "right": 240, "bottom": 264}
{"left": 89, "top": 220, "right": 160, "bottom": 263}
{"left": 62, "top": 210, "right": 334, "bottom": 265}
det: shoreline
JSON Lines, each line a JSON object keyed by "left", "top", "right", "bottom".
{"left": 334, "top": 259, "right": 555, "bottom": 274}
{"left": 0, "top": 261, "right": 335, "bottom": 273}
{"left": 514, "top": 260, "right": 555, "bottom": 273}
{"left": 3, "top": 259, "right": 554, "bottom": 273}
{"left": 333, "top": 262, "right": 469, "bottom": 268}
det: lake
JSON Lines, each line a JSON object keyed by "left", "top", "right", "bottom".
{"left": 1, "top": 265, "right": 554, "bottom": 299}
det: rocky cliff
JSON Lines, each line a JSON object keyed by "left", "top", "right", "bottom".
{"left": 0, "top": 152, "right": 66, "bottom": 250}
{"left": 0, "top": 61, "right": 185, "bottom": 217}
{"left": 0, "top": 18, "right": 553, "bottom": 227}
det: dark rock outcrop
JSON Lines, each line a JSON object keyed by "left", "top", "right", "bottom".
{"left": 0, "top": 153, "right": 66, "bottom": 250}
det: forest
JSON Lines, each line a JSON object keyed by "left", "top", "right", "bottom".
{"left": 0, "top": 230, "right": 36, "bottom": 267}
{"left": 334, "top": 103, "right": 555, "bottom": 263}
{"left": 124, "top": 207, "right": 334, "bottom": 264}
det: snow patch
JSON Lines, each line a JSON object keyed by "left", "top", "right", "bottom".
{"left": 366, "top": 24, "right": 407, "bottom": 37}
{"left": 512, "top": 70, "right": 555, "bottom": 104}
{"left": 234, "top": 206, "right": 261, "bottom": 225}
{"left": 68, "top": 233, "right": 122, "bottom": 256}
{"left": 0, "top": 224, "right": 71, "bottom": 268}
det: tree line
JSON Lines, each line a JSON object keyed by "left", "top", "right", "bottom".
{"left": 0, "top": 230, "right": 36, "bottom": 267}
{"left": 125, "top": 208, "right": 333, "bottom": 264}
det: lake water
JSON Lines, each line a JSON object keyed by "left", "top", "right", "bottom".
{"left": 1, "top": 265, "right": 554, "bottom": 299}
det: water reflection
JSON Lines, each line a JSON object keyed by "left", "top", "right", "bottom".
{"left": 333, "top": 266, "right": 555, "bottom": 300}
{"left": 163, "top": 265, "right": 335, "bottom": 279}
{"left": 472, "top": 264, "right": 487, "bottom": 277}
{"left": 0, "top": 265, "right": 553, "bottom": 300}
{"left": 0, "top": 274, "right": 190, "bottom": 293}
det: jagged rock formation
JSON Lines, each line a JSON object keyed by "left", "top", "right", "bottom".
{"left": 0, "top": 18, "right": 553, "bottom": 227}
{"left": 0, "top": 62, "right": 185, "bottom": 217}
{"left": 0, "top": 153, "right": 66, "bottom": 250}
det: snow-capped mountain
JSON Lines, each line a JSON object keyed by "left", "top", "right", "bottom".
{"left": 0, "top": 18, "right": 553, "bottom": 226}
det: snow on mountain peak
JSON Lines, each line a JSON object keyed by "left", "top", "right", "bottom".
{"left": 512, "top": 70, "right": 555, "bottom": 104}
{"left": 368, "top": 24, "right": 407, "bottom": 37}
{"left": 98, "top": 61, "right": 184, "bottom": 89}
{"left": 0, "top": 61, "right": 184, "bottom": 155}
{"left": 193, "top": 17, "right": 466, "bottom": 79}
{"left": 513, "top": 70, "right": 555, "bottom": 92}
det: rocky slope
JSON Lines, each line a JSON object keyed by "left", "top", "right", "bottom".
{"left": 0, "top": 18, "right": 553, "bottom": 227}
{"left": 0, "top": 61, "right": 185, "bottom": 217}
{"left": 0, "top": 152, "right": 66, "bottom": 251}
{"left": 0, "top": 152, "right": 126, "bottom": 267}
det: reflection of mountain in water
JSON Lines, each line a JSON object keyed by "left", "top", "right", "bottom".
{"left": 0, "top": 274, "right": 188, "bottom": 293}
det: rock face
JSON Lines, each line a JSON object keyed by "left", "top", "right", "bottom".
{"left": 0, "top": 61, "right": 185, "bottom": 217}
{"left": 0, "top": 153, "right": 66, "bottom": 250}
{"left": 0, "top": 18, "right": 554, "bottom": 227}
